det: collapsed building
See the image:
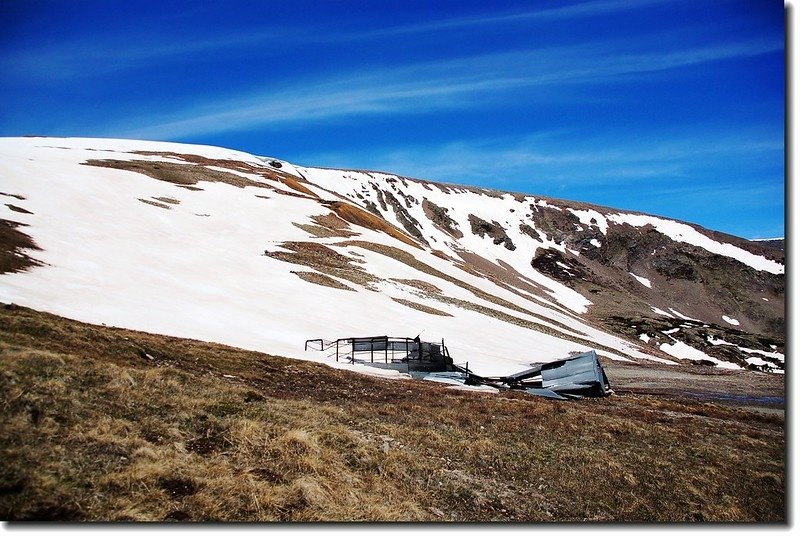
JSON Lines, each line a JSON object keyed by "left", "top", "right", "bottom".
{"left": 304, "top": 335, "right": 611, "bottom": 400}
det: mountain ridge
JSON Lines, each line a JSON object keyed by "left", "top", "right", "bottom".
{"left": 0, "top": 137, "right": 785, "bottom": 375}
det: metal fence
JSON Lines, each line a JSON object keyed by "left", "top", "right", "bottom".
{"left": 304, "top": 335, "right": 450, "bottom": 365}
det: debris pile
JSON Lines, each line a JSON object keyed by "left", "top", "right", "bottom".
{"left": 306, "top": 335, "right": 610, "bottom": 400}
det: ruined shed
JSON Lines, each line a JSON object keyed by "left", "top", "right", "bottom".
{"left": 454, "top": 350, "right": 611, "bottom": 399}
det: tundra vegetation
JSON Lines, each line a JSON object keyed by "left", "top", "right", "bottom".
{"left": 0, "top": 304, "right": 783, "bottom": 522}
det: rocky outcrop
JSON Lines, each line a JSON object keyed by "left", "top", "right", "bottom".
{"left": 468, "top": 214, "right": 515, "bottom": 251}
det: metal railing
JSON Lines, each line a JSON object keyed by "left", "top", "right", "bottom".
{"left": 304, "top": 335, "right": 452, "bottom": 365}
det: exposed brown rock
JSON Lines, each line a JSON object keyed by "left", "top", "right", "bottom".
{"left": 0, "top": 219, "right": 43, "bottom": 274}
{"left": 422, "top": 199, "right": 462, "bottom": 239}
{"left": 468, "top": 214, "right": 515, "bottom": 251}
{"left": 5, "top": 204, "right": 32, "bottom": 215}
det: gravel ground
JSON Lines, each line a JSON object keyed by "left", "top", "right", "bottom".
{"left": 603, "top": 360, "right": 785, "bottom": 415}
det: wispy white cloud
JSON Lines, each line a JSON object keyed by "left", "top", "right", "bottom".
{"left": 0, "top": 28, "right": 295, "bottom": 81}
{"left": 318, "top": 0, "right": 680, "bottom": 42}
{"left": 110, "top": 37, "right": 782, "bottom": 140}
{"left": 0, "top": 0, "right": 680, "bottom": 81}
{"left": 293, "top": 132, "right": 783, "bottom": 189}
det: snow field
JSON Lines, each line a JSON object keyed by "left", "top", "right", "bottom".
{"left": 1, "top": 137, "right": 780, "bottom": 375}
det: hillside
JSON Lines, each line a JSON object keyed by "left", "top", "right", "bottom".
{"left": 0, "top": 137, "right": 784, "bottom": 376}
{"left": 0, "top": 304, "right": 784, "bottom": 521}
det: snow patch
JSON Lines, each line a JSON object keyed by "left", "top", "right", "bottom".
{"left": 722, "top": 315, "right": 740, "bottom": 326}
{"left": 659, "top": 340, "right": 741, "bottom": 370}
{"left": 567, "top": 208, "right": 608, "bottom": 235}
{"left": 629, "top": 273, "right": 651, "bottom": 288}
{"left": 706, "top": 336, "right": 784, "bottom": 365}
{"left": 745, "top": 357, "right": 784, "bottom": 373}
{"left": 589, "top": 238, "right": 602, "bottom": 248}
{"left": 606, "top": 213, "right": 784, "bottom": 274}
{"left": 668, "top": 308, "right": 701, "bottom": 322}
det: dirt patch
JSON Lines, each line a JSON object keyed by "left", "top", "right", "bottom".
{"left": 0, "top": 192, "right": 26, "bottom": 201}
{"left": 153, "top": 197, "right": 180, "bottom": 205}
{"left": 157, "top": 477, "right": 199, "bottom": 498}
{"left": 128, "top": 151, "right": 322, "bottom": 199}
{"left": 293, "top": 223, "right": 350, "bottom": 239}
{"left": 4, "top": 204, "right": 32, "bottom": 215}
{"left": 604, "top": 360, "right": 784, "bottom": 414}
{"left": 341, "top": 240, "right": 563, "bottom": 325}
{"left": 138, "top": 198, "right": 171, "bottom": 209}
{"left": 266, "top": 242, "right": 378, "bottom": 289}
{"left": 390, "top": 278, "right": 442, "bottom": 295}
{"left": 290, "top": 270, "right": 355, "bottom": 291}
{"left": 391, "top": 298, "right": 453, "bottom": 317}
{"left": 293, "top": 212, "right": 360, "bottom": 239}
{"left": 313, "top": 213, "right": 351, "bottom": 231}
{"left": 0, "top": 219, "right": 43, "bottom": 274}
{"left": 84, "top": 159, "right": 269, "bottom": 190}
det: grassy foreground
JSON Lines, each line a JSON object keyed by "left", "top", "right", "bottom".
{"left": 0, "top": 303, "right": 784, "bottom": 522}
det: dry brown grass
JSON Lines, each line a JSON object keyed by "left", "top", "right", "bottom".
{"left": 390, "top": 278, "right": 443, "bottom": 295}
{"left": 292, "top": 213, "right": 361, "bottom": 240}
{"left": 325, "top": 201, "right": 420, "bottom": 249}
{"left": 290, "top": 270, "right": 355, "bottom": 291}
{"left": 84, "top": 159, "right": 274, "bottom": 190}
{"left": 312, "top": 213, "right": 352, "bottom": 231}
{"left": 391, "top": 298, "right": 453, "bottom": 317}
{"left": 0, "top": 304, "right": 784, "bottom": 522}
{"left": 265, "top": 241, "right": 378, "bottom": 289}
{"left": 279, "top": 176, "right": 318, "bottom": 198}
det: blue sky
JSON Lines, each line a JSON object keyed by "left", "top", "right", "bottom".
{"left": 0, "top": 0, "right": 785, "bottom": 239}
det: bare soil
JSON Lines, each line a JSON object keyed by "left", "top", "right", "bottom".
{"left": 0, "top": 219, "right": 43, "bottom": 274}
{"left": 290, "top": 270, "right": 355, "bottom": 291}
{"left": 391, "top": 297, "right": 453, "bottom": 317}
{"left": 604, "top": 360, "right": 784, "bottom": 415}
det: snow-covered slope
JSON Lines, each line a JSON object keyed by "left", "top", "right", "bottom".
{"left": 0, "top": 137, "right": 785, "bottom": 375}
